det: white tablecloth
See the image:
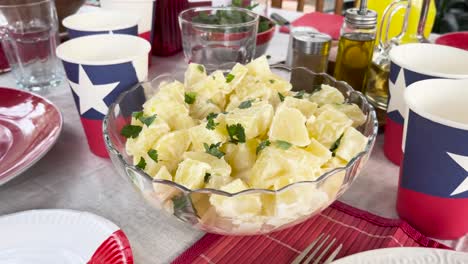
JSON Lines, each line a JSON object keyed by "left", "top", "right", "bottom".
{"left": 0, "top": 9, "right": 466, "bottom": 264}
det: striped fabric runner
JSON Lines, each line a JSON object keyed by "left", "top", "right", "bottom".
{"left": 172, "top": 201, "right": 449, "bottom": 264}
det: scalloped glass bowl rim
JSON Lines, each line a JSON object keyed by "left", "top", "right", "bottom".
{"left": 103, "top": 66, "right": 378, "bottom": 198}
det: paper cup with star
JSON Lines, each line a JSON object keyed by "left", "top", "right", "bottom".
{"left": 56, "top": 34, "right": 151, "bottom": 157}
{"left": 397, "top": 78, "right": 468, "bottom": 239}
{"left": 385, "top": 43, "right": 468, "bottom": 165}
{"left": 62, "top": 10, "right": 139, "bottom": 39}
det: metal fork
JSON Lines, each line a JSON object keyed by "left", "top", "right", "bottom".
{"left": 291, "top": 233, "right": 343, "bottom": 264}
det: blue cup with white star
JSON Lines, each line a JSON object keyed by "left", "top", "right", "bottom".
{"left": 384, "top": 43, "right": 468, "bottom": 166}
{"left": 62, "top": 10, "right": 139, "bottom": 39}
{"left": 398, "top": 78, "right": 468, "bottom": 239}
{"left": 56, "top": 34, "right": 150, "bottom": 157}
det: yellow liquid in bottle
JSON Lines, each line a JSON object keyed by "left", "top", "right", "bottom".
{"left": 364, "top": 62, "right": 390, "bottom": 125}
{"left": 364, "top": 0, "right": 437, "bottom": 46}
{"left": 365, "top": 62, "right": 390, "bottom": 109}
{"left": 334, "top": 33, "right": 375, "bottom": 92}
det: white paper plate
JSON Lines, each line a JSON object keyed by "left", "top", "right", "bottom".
{"left": 332, "top": 247, "right": 468, "bottom": 264}
{"left": 0, "top": 209, "right": 133, "bottom": 264}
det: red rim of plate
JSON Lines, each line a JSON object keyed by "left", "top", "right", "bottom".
{"left": 0, "top": 87, "right": 63, "bottom": 185}
{"left": 88, "top": 229, "right": 134, "bottom": 264}
{"left": 0, "top": 209, "right": 134, "bottom": 263}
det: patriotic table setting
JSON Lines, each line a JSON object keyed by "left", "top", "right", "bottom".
{"left": 0, "top": 2, "right": 467, "bottom": 264}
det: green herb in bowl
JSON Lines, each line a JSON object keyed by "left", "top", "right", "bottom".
{"left": 192, "top": 3, "right": 273, "bottom": 34}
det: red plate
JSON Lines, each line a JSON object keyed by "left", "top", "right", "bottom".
{"left": 0, "top": 87, "right": 63, "bottom": 185}
{"left": 435, "top": 32, "right": 468, "bottom": 51}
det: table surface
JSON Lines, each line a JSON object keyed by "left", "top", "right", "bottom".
{"left": 0, "top": 8, "right": 466, "bottom": 264}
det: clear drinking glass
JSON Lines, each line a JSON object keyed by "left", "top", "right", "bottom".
{"left": 179, "top": 7, "right": 259, "bottom": 72}
{"left": 0, "top": 0, "right": 63, "bottom": 92}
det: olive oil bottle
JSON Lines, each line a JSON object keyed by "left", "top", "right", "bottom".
{"left": 334, "top": 2, "right": 377, "bottom": 92}
{"left": 334, "top": 33, "right": 375, "bottom": 92}
{"left": 364, "top": 60, "right": 390, "bottom": 125}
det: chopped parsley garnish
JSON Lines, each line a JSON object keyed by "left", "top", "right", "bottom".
{"left": 275, "top": 140, "right": 292, "bottom": 150}
{"left": 204, "top": 142, "right": 225, "bottom": 159}
{"left": 226, "top": 73, "right": 235, "bottom": 83}
{"left": 120, "top": 125, "right": 143, "bottom": 138}
{"left": 207, "top": 112, "right": 219, "bottom": 119}
{"left": 206, "top": 112, "right": 219, "bottom": 130}
{"left": 256, "top": 139, "right": 271, "bottom": 154}
{"left": 136, "top": 157, "right": 146, "bottom": 169}
{"left": 269, "top": 79, "right": 275, "bottom": 84}
{"left": 330, "top": 134, "right": 343, "bottom": 156}
{"left": 140, "top": 114, "right": 157, "bottom": 127}
{"left": 131, "top": 111, "right": 157, "bottom": 127}
{"left": 266, "top": 55, "right": 271, "bottom": 59}
{"left": 293, "top": 90, "right": 306, "bottom": 99}
{"left": 226, "top": 123, "right": 246, "bottom": 144}
{"left": 184, "top": 92, "right": 197, "bottom": 104}
{"left": 238, "top": 99, "right": 253, "bottom": 109}
{"left": 132, "top": 111, "right": 144, "bottom": 120}
{"left": 204, "top": 173, "right": 211, "bottom": 183}
{"left": 197, "top": 65, "right": 205, "bottom": 73}
{"left": 147, "top": 149, "right": 158, "bottom": 163}
{"left": 278, "top": 92, "right": 285, "bottom": 102}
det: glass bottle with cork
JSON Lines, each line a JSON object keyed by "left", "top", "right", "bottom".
{"left": 334, "top": 0, "right": 377, "bottom": 92}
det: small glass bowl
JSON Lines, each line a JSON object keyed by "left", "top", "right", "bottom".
{"left": 104, "top": 66, "right": 378, "bottom": 235}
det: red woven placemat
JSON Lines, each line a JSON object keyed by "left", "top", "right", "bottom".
{"left": 172, "top": 201, "right": 450, "bottom": 264}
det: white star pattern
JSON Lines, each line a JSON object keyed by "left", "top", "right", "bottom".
{"left": 447, "top": 152, "right": 468, "bottom": 196}
{"left": 387, "top": 68, "right": 406, "bottom": 118}
{"left": 69, "top": 65, "right": 120, "bottom": 115}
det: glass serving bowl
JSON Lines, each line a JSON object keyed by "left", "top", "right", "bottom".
{"left": 104, "top": 66, "right": 378, "bottom": 235}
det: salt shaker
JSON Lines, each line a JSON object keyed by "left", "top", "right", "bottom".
{"left": 286, "top": 28, "right": 332, "bottom": 73}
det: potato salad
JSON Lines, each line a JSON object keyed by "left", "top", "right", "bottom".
{"left": 122, "top": 57, "right": 368, "bottom": 231}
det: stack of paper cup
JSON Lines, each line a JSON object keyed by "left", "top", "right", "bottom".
{"left": 56, "top": 34, "right": 151, "bottom": 157}
{"left": 63, "top": 10, "right": 139, "bottom": 39}
{"left": 100, "top": 0, "right": 155, "bottom": 44}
